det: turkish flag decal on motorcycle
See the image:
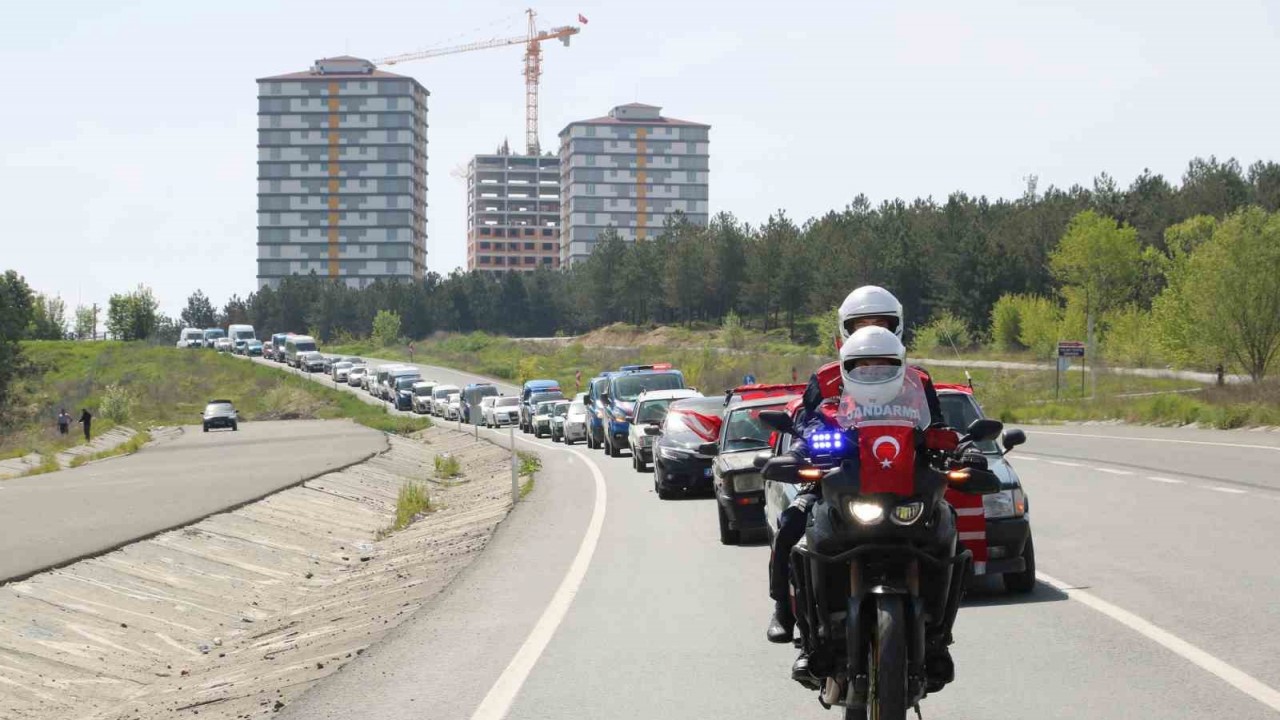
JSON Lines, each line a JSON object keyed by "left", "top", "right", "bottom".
{"left": 858, "top": 422, "right": 917, "bottom": 495}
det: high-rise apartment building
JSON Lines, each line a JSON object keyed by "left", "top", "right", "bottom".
{"left": 257, "top": 56, "right": 428, "bottom": 289}
{"left": 465, "top": 144, "right": 561, "bottom": 272}
{"left": 558, "top": 103, "right": 710, "bottom": 265}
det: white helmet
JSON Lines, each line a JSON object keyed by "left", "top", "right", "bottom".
{"left": 838, "top": 286, "right": 903, "bottom": 341}
{"left": 839, "top": 326, "right": 906, "bottom": 407}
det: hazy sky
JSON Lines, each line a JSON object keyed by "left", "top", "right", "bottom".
{"left": 3, "top": 0, "right": 1278, "bottom": 319}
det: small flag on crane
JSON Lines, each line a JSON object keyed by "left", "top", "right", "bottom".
{"left": 578, "top": 13, "right": 589, "bottom": 24}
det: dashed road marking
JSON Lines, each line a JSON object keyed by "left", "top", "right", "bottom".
{"left": 1210, "top": 487, "right": 1247, "bottom": 495}
{"left": 1147, "top": 476, "right": 1186, "bottom": 485}
{"left": 1032, "top": 430, "right": 1280, "bottom": 452}
{"left": 1096, "top": 467, "right": 1134, "bottom": 476}
{"left": 1038, "top": 572, "right": 1280, "bottom": 713}
{"left": 1050, "top": 460, "right": 1082, "bottom": 467}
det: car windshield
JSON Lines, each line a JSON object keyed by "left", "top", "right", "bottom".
{"left": 635, "top": 399, "right": 674, "bottom": 424}
{"left": 612, "top": 372, "right": 683, "bottom": 401}
{"left": 938, "top": 393, "right": 999, "bottom": 453}
{"left": 568, "top": 402, "right": 588, "bottom": 418}
{"left": 472, "top": 385, "right": 499, "bottom": 399}
{"left": 590, "top": 377, "right": 610, "bottom": 399}
{"left": 232, "top": 330, "right": 254, "bottom": 340}
{"left": 448, "top": 394, "right": 459, "bottom": 402}
{"left": 535, "top": 402, "right": 557, "bottom": 415}
{"left": 204, "top": 330, "right": 225, "bottom": 340}
{"left": 295, "top": 341, "right": 316, "bottom": 352}
{"left": 350, "top": 367, "right": 365, "bottom": 374}
{"left": 205, "top": 403, "right": 233, "bottom": 413}
{"left": 414, "top": 386, "right": 433, "bottom": 396}
{"left": 395, "top": 377, "right": 418, "bottom": 390}
{"left": 722, "top": 404, "right": 780, "bottom": 452}
{"left": 529, "top": 391, "right": 563, "bottom": 405}
{"left": 497, "top": 397, "right": 520, "bottom": 407}
{"left": 552, "top": 402, "right": 570, "bottom": 417}
{"left": 661, "top": 397, "right": 724, "bottom": 445}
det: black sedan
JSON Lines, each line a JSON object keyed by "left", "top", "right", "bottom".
{"left": 202, "top": 400, "right": 239, "bottom": 432}
{"left": 652, "top": 397, "right": 724, "bottom": 499}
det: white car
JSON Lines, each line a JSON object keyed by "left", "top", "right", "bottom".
{"left": 347, "top": 365, "right": 368, "bottom": 387}
{"left": 331, "top": 361, "right": 353, "bottom": 382}
{"left": 628, "top": 389, "right": 703, "bottom": 471}
{"left": 485, "top": 396, "right": 521, "bottom": 427}
{"left": 214, "top": 337, "right": 234, "bottom": 353}
{"left": 177, "top": 327, "right": 204, "bottom": 348}
{"left": 432, "top": 385, "right": 460, "bottom": 416}
{"left": 532, "top": 399, "right": 568, "bottom": 439}
{"left": 411, "top": 381, "right": 437, "bottom": 414}
{"left": 560, "top": 401, "right": 590, "bottom": 445}
{"left": 479, "top": 396, "right": 498, "bottom": 425}
{"left": 446, "top": 393, "right": 462, "bottom": 420}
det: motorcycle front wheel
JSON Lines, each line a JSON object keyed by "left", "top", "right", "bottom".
{"left": 869, "top": 595, "right": 908, "bottom": 720}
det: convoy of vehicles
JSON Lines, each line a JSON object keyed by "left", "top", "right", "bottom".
{"left": 177, "top": 327, "right": 204, "bottom": 348}
{"left": 411, "top": 381, "right": 437, "bottom": 414}
{"left": 202, "top": 328, "right": 227, "bottom": 348}
{"left": 432, "top": 384, "right": 460, "bottom": 416}
{"left": 519, "top": 380, "right": 563, "bottom": 433}
{"left": 558, "top": 401, "right": 590, "bottom": 444}
{"left": 461, "top": 383, "right": 500, "bottom": 424}
{"left": 284, "top": 335, "right": 317, "bottom": 368}
{"left": 601, "top": 365, "right": 686, "bottom": 458}
{"left": 485, "top": 396, "right": 521, "bottom": 427}
{"left": 627, "top": 388, "right": 703, "bottom": 471}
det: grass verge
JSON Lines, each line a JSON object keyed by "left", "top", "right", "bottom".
{"left": 1, "top": 341, "right": 430, "bottom": 459}
{"left": 21, "top": 455, "right": 61, "bottom": 477}
{"left": 518, "top": 451, "right": 540, "bottom": 498}
{"left": 434, "top": 453, "right": 461, "bottom": 479}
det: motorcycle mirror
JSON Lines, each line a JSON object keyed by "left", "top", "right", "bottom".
{"left": 963, "top": 418, "right": 1004, "bottom": 444}
{"left": 1001, "top": 428, "right": 1027, "bottom": 452}
{"left": 761, "top": 456, "right": 802, "bottom": 483}
{"left": 946, "top": 467, "right": 1003, "bottom": 494}
{"left": 758, "top": 410, "right": 794, "bottom": 436}
{"left": 752, "top": 450, "right": 773, "bottom": 470}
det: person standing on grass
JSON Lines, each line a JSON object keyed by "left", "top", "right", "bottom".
{"left": 57, "top": 408, "right": 71, "bottom": 435}
{"left": 79, "top": 408, "right": 92, "bottom": 442}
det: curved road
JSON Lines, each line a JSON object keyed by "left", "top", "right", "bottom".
{"left": 265, "top": 356, "right": 1280, "bottom": 718}
{"left": 0, "top": 419, "right": 385, "bottom": 582}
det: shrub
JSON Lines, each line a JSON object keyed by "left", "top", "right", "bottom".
{"left": 258, "top": 384, "right": 323, "bottom": 420}
{"left": 1102, "top": 304, "right": 1164, "bottom": 367}
{"left": 434, "top": 453, "right": 461, "bottom": 479}
{"left": 98, "top": 383, "right": 134, "bottom": 423}
{"left": 990, "top": 295, "right": 1024, "bottom": 352}
{"left": 910, "top": 312, "right": 972, "bottom": 356}
{"left": 387, "top": 480, "right": 431, "bottom": 534}
{"left": 1015, "top": 295, "right": 1065, "bottom": 357}
{"left": 371, "top": 310, "right": 402, "bottom": 348}
{"left": 721, "top": 311, "right": 745, "bottom": 350}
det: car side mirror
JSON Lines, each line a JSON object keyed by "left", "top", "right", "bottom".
{"left": 643, "top": 425, "right": 661, "bottom": 436}
{"left": 697, "top": 441, "right": 719, "bottom": 457}
{"left": 752, "top": 450, "right": 773, "bottom": 470}
{"left": 1001, "top": 428, "right": 1027, "bottom": 452}
{"left": 758, "top": 410, "right": 794, "bottom": 436}
{"left": 962, "top": 418, "right": 1003, "bottom": 444}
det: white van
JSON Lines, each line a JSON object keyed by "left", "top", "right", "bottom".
{"left": 284, "top": 335, "right": 318, "bottom": 367}
{"left": 177, "top": 327, "right": 204, "bottom": 348}
{"left": 227, "top": 324, "right": 256, "bottom": 353}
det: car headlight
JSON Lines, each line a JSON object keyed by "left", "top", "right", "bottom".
{"left": 732, "top": 473, "right": 764, "bottom": 493}
{"left": 659, "top": 446, "right": 692, "bottom": 461}
{"left": 983, "top": 488, "right": 1025, "bottom": 519}
{"left": 848, "top": 500, "right": 885, "bottom": 525}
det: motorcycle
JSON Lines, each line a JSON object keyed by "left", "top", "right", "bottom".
{"left": 757, "top": 374, "right": 1006, "bottom": 720}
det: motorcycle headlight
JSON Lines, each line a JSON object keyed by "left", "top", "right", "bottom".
{"left": 983, "top": 488, "right": 1025, "bottom": 519}
{"left": 848, "top": 500, "right": 885, "bottom": 525}
{"left": 844, "top": 497, "right": 885, "bottom": 525}
{"left": 890, "top": 500, "right": 925, "bottom": 526}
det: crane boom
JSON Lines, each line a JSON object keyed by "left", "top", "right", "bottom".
{"left": 373, "top": 9, "right": 581, "bottom": 154}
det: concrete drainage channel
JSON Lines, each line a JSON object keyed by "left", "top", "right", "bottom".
{"left": 0, "top": 427, "right": 521, "bottom": 719}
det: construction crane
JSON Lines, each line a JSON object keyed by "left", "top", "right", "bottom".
{"left": 374, "top": 9, "right": 582, "bottom": 155}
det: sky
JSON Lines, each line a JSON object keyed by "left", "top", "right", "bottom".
{"left": 2, "top": 0, "right": 1279, "bottom": 320}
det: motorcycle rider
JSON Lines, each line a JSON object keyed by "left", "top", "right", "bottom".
{"left": 767, "top": 289, "right": 958, "bottom": 692}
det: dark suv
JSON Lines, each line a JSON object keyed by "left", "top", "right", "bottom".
{"left": 202, "top": 400, "right": 238, "bottom": 432}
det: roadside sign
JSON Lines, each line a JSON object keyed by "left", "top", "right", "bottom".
{"left": 743, "top": 374, "right": 757, "bottom": 385}
{"left": 1057, "top": 341, "right": 1085, "bottom": 358}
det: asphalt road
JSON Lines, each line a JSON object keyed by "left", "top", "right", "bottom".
{"left": 256, "top": 354, "right": 1280, "bottom": 719}
{"left": 0, "top": 419, "right": 385, "bottom": 582}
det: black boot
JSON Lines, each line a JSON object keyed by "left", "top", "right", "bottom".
{"left": 767, "top": 602, "right": 794, "bottom": 643}
{"left": 791, "top": 652, "right": 821, "bottom": 689}
{"left": 924, "top": 641, "right": 954, "bottom": 693}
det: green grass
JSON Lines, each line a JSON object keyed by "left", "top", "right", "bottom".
{"left": 1, "top": 341, "right": 430, "bottom": 459}
{"left": 433, "top": 453, "right": 461, "bottom": 479}
{"left": 325, "top": 331, "right": 1280, "bottom": 430}
{"left": 377, "top": 480, "right": 432, "bottom": 539}
{"left": 517, "top": 451, "right": 540, "bottom": 498}
{"left": 21, "top": 455, "right": 60, "bottom": 477}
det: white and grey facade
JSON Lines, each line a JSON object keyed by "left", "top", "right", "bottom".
{"left": 257, "top": 56, "right": 428, "bottom": 289}
{"left": 465, "top": 148, "right": 561, "bottom": 272}
{"left": 558, "top": 103, "right": 710, "bottom": 265}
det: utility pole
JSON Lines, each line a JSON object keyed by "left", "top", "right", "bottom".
{"left": 92, "top": 303, "right": 99, "bottom": 341}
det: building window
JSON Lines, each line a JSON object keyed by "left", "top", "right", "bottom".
{"left": 541, "top": 256, "right": 553, "bottom": 265}
{"left": 542, "top": 228, "right": 553, "bottom": 237}
{"left": 479, "top": 241, "right": 490, "bottom": 250}
{"left": 524, "top": 228, "right": 535, "bottom": 236}
{"left": 494, "top": 256, "right": 505, "bottom": 265}
{"left": 541, "top": 242, "right": 554, "bottom": 251}
{"left": 479, "top": 255, "right": 490, "bottom": 263}
{"left": 480, "top": 227, "right": 490, "bottom": 236}
{"left": 524, "top": 256, "right": 536, "bottom": 265}
{"left": 524, "top": 242, "right": 534, "bottom": 250}
{"left": 495, "top": 228, "right": 505, "bottom": 237}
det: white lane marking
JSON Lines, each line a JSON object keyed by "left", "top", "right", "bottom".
{"left": 1209, "top": 487, "right": 1247, "bottom": 495}
{"left": 1096, "top": 467, "right": 1134, "bottom": 476}
{"left": 1147, "top": 476, "right": 1186, "bottom": 485}
{"left": 469, "top": 432, "right": 608, "bottom": 720}
{"left": 1037, "top": 571, "right": 1280, "bottom": 713}
{"left": 1032, "top": 430, "right": 1280, "bottom": 452}
{"left": 1014, "top": 455, "right": 1041, "bottom": 461}
{"left": 1050, "top": 460, "right": 1082, "bottom": 467}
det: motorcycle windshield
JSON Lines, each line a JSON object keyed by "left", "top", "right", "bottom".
{"left": 835, "top": 367, "right": 932, "bottom": 432}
